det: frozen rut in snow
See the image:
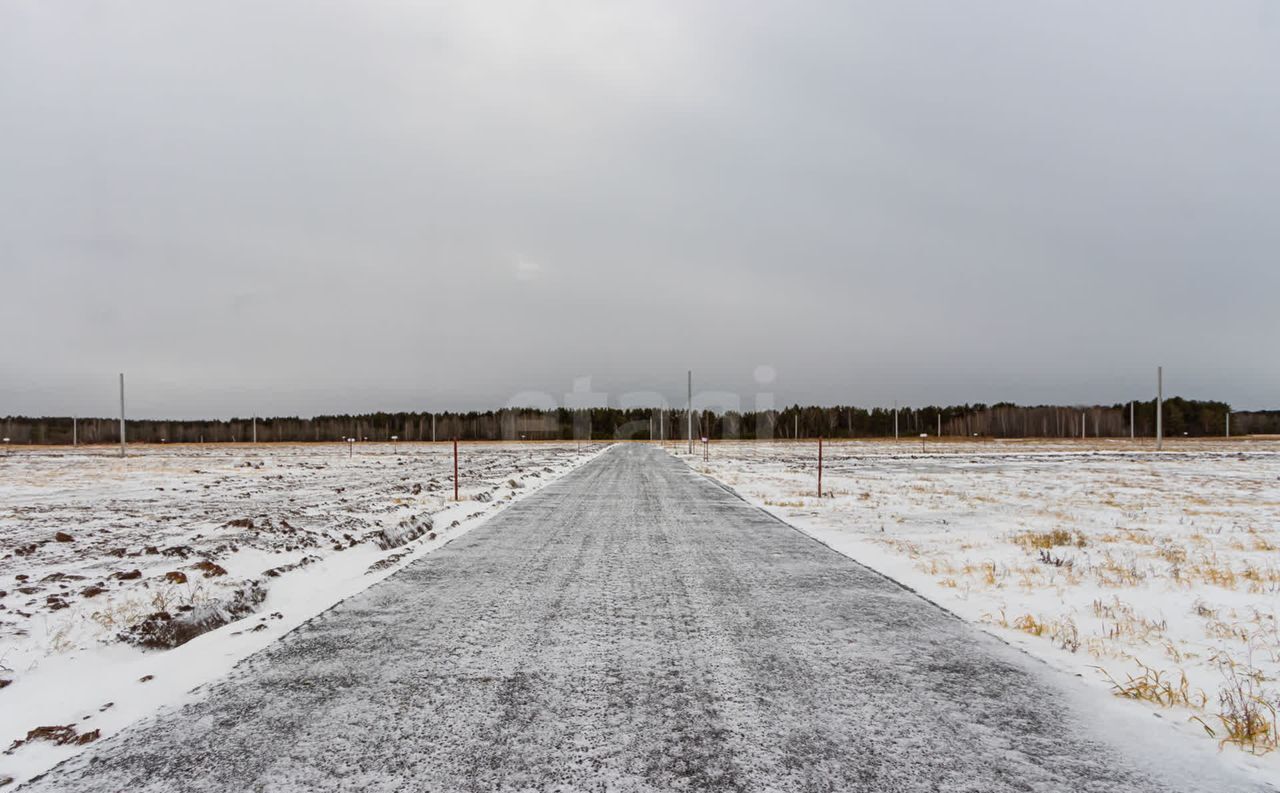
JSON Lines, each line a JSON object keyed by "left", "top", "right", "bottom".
{"left": 20, "top": 445, "right": 1264, "bottom": 791}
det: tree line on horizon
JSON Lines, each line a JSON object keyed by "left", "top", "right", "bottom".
{"left": 3, "top": 399, "right": 1277, "bottom": 445}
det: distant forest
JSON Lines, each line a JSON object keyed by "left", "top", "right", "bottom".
{"left": 3, "top": 399, "right": 1277, "bottom": 445}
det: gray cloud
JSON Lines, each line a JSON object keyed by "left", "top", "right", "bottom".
{"left": 2, "top": 1, "right": 1277, "bottom": 418}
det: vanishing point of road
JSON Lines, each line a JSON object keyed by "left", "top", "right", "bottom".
{"left": 23, "top": 446, "right": 1262, "bottom": 792}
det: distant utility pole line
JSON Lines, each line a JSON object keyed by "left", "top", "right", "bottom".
{"left": 118, "top": 373, "right": 126, "bottom": 458}
{"left": 1156, "top": 366, "right": 1164, "bottom": 451}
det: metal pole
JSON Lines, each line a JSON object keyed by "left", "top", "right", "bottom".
{"left": 687, "top": 370, "right": 693, "bottom": 454}
{"left": 72, "top": 416, "right": 77, "bottom": 447}
{"left": 894, "top": 401, "right": 898, "bottom": 439}
{"left": 1226, "top": 411, "right": 1231, "bottom": 438}
{"left": 1081, "top": 413, "right": 1086, "bottom": 439}
{"left": 817, "top": 436, "right": 823, "bottom": 497}
{"left": 453, "top": 438, "right": 459, "bottom": 501}
{"left": 1156, "top": 366, "right": 1163, "bottom": 450}
{"left": 118, "top": 373, "right": 126, "bottom": 458}
{"left": 431, "top": 413, "right": 436, "bottom": 443}
{"left": 252, "top": 415, "right": 257, "bottom": 444}
{"left": 1130, "top": 401, "right": 1134, "bottom": 439}
{"left": 937, "top": 413, "right": 941, "bottom": 438}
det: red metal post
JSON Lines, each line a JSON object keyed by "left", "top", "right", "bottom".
{"left": 453, "top": 438, "right": 459, "bottom": 502}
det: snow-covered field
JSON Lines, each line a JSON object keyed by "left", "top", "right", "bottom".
{"left": 0, "top": 441, "right": 604, "bottom": 785}
{"left": 693, "top": 438, "right": 1280, "bottom": 780}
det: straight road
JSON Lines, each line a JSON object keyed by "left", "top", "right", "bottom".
{"left": 22, "top": 445, "right": 1261, "bottom": 791}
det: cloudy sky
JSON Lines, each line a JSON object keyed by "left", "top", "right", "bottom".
{"left": 2, "top": 1, "right": 1277, "bottom": 418}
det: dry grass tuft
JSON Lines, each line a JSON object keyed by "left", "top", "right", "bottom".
{"left": 1011, "top": 529, "right": 1086, "bottom": 551}
{"left": 1212, "top": 655, "right": 1280, "bottom": 754}
{"left": 1096, "top": 663, "right": 1207, "bottom": 709}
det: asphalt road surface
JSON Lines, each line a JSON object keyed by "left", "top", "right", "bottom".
{"left": 23, "top": 445, "right": 1263, "bottom": 792}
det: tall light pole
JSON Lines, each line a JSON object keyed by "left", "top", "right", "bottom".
{"left": 1156, "top": 366, "right": 1164, "bottom": 451}
{"left": 687, "top": 370, "right": 693, "bottom": 455}
{"left": 118, "top": 373, "right": 126, "bottom": 458}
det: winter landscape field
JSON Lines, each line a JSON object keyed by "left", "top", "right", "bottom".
{"left": 0, "top": 442, "right": 603, "bottom": 785}
{"left": 694, "top": 438, "right": 1280, "bottom": 779}
{"left": 5, "top": 439, "right": 1279, "bottom": 787}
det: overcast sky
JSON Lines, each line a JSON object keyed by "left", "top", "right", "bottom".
{"left": 2, "top": 1, "right": 1277, "bottom": 418}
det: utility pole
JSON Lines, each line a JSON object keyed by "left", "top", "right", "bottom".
{"left": 687, "top": 370, "right": 693, "bottom": 454}
{"left": 118, "top": 373, "right": 126, "bottom": 458}
{"left": 1130, "top": 401, "right": 1135, "bottom": 439}
{"left": 1156, "top": 366, "right": 1164, "bottom": 451}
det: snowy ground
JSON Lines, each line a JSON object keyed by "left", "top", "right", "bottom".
{"left": 15, "top": 446, "right": 1258, "bottom": 792}
{"left": 0, "top": 441, "right": 604, "bottom": 785}
{"left": 693, "top": 438, "right": 1280, "bottom": 780}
